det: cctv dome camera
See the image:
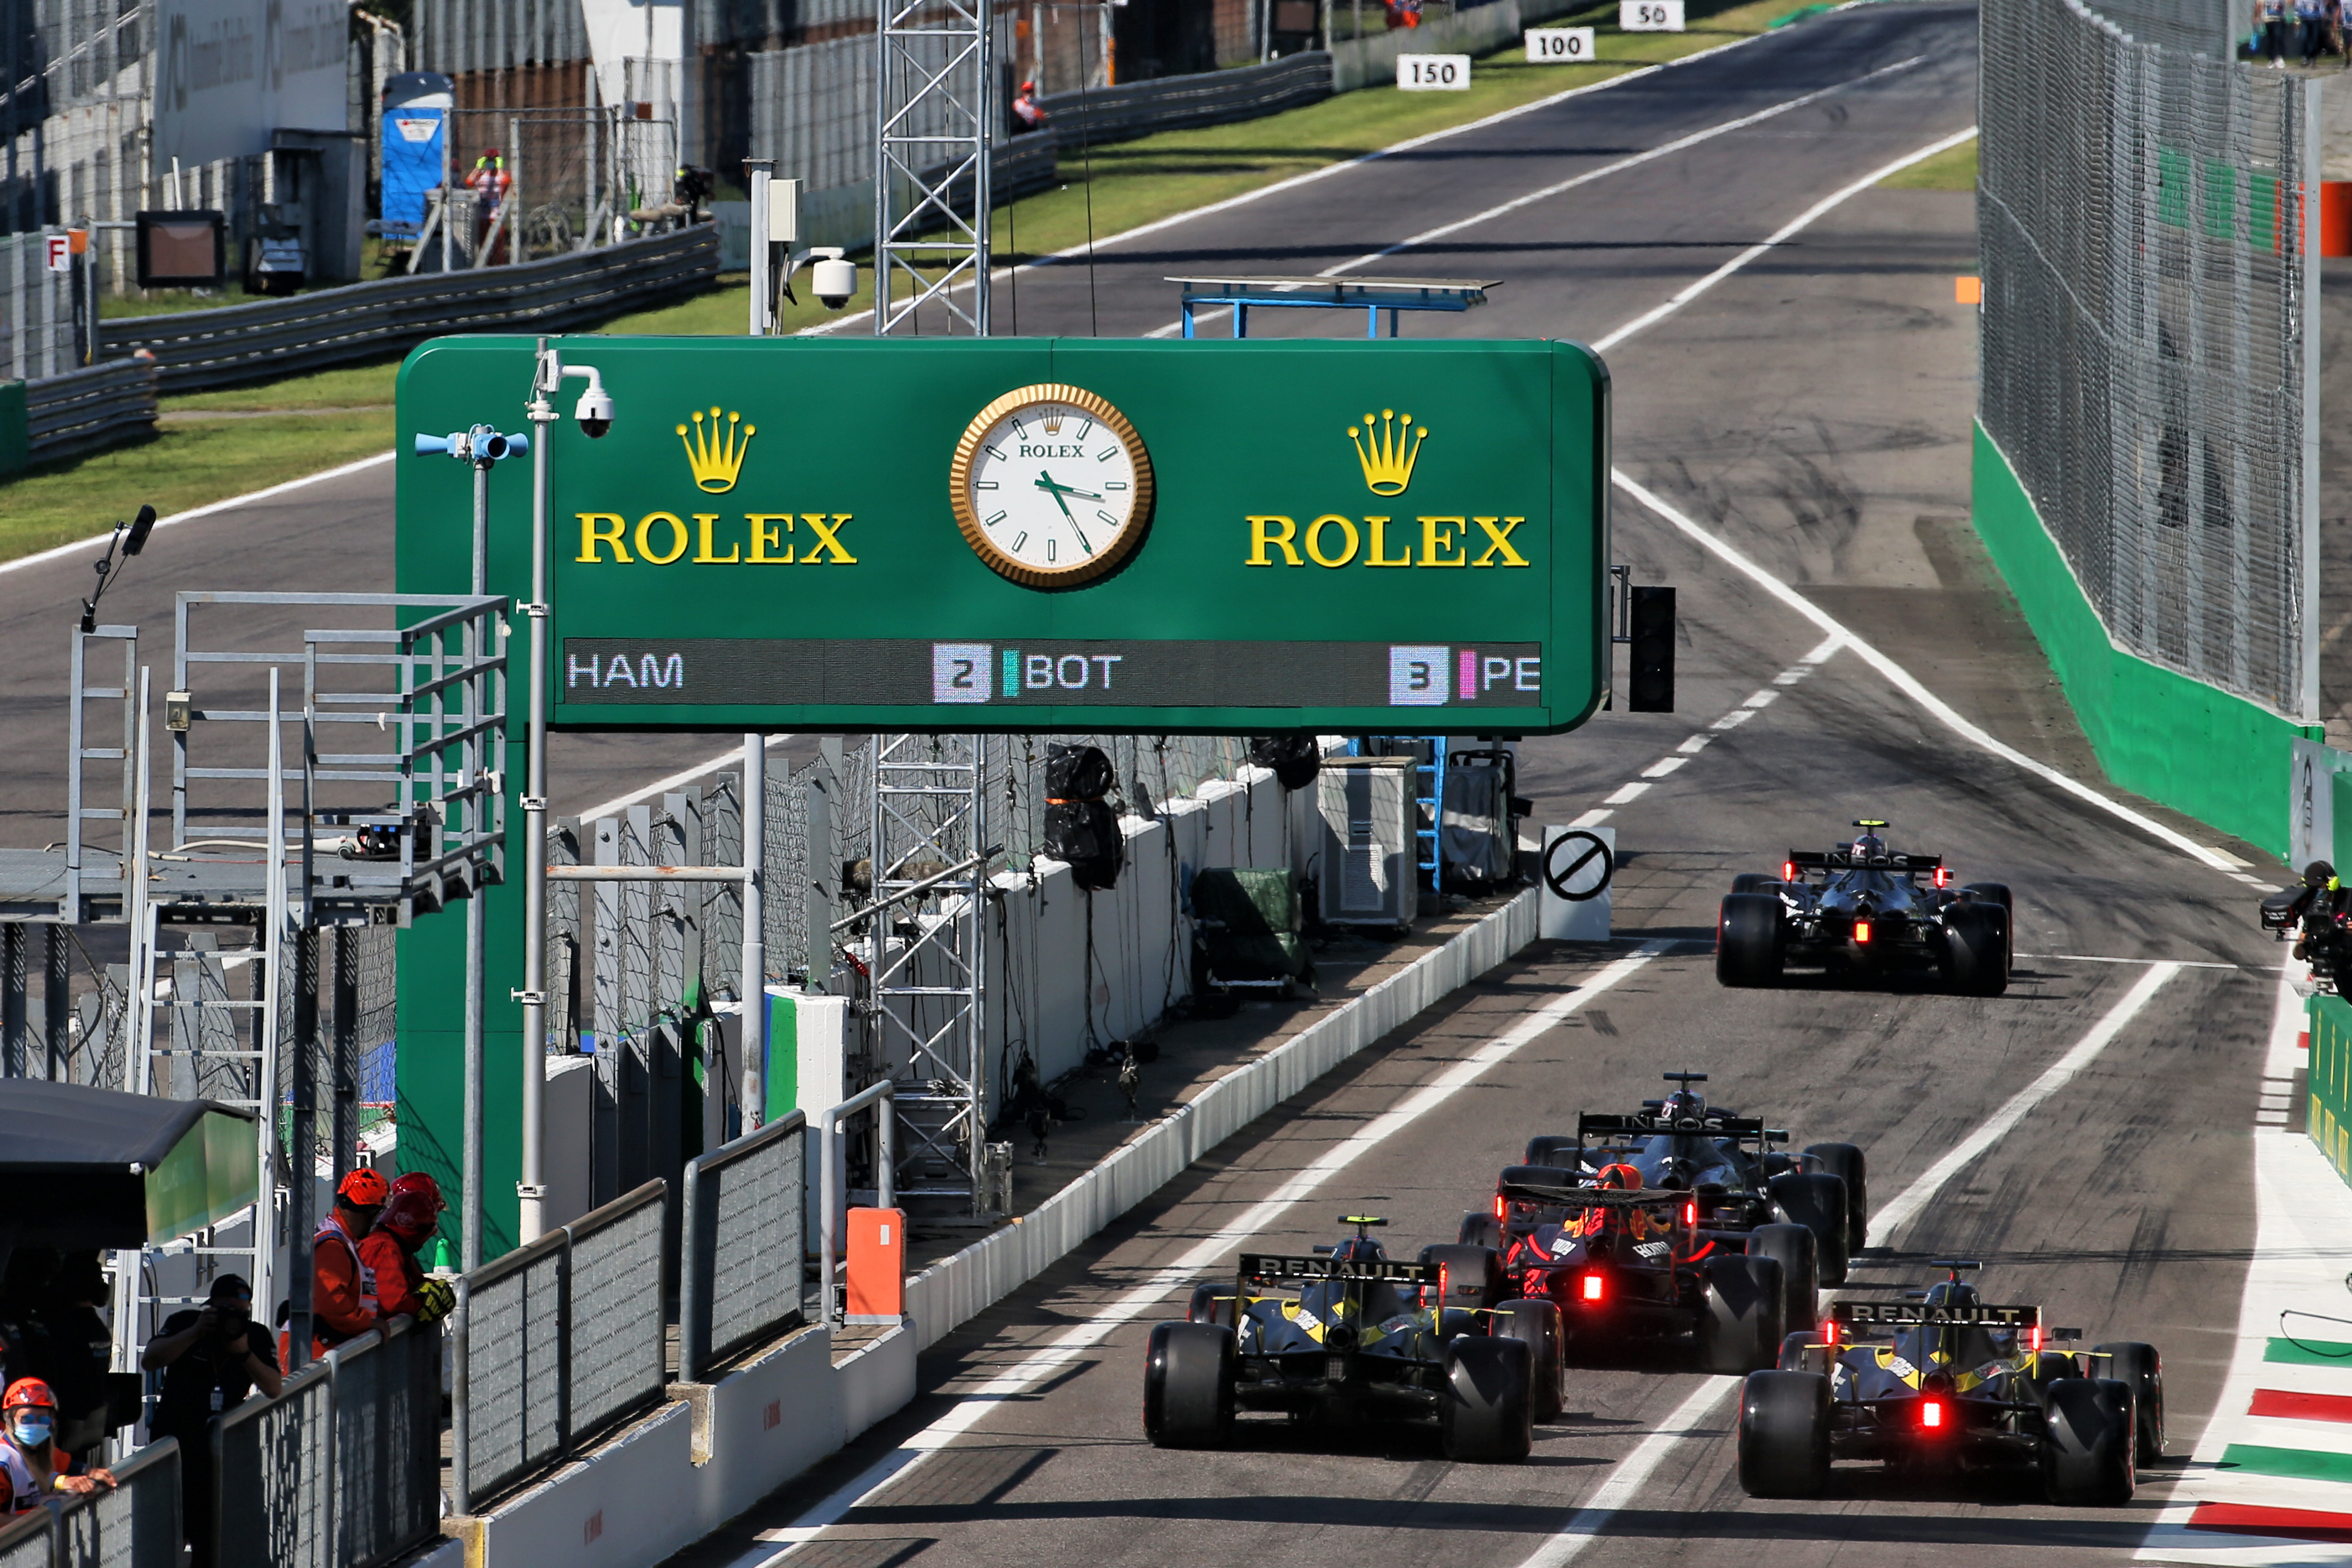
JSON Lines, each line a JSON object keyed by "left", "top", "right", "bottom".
{"left": 574, "top": 384, "right": 615, "bottom": 439}
{"left": 810, "top": 249, "right": 856, "bottom": 310}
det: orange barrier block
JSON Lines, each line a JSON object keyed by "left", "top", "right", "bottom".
{"left": 1954, "top": 275, "right": 1982, "bottom": 305}
{"left": 2324, "top": 182, "right": 2352, "bottom": 258}
{"left": 845, "top": 1206, "right": 905, "bottom": 1323}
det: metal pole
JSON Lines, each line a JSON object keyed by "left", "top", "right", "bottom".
{"left": 741, "top": 734, "right": 766, "bottom": 1131}
{"left": 747, "top": 161, "right": 772, "bottom": 336}
{"left": 288, "top": 924, "right": 318, "bottom": 1369}
{"left": 465, "top": 451, "right": 490, "bottom": 1269}
{"left": 519, "top": 343, "right": 557, "bottom": 1244}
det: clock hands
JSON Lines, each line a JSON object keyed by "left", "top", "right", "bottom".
{"left": 1030, "top": 473, "right": 1097, "bottom": 554}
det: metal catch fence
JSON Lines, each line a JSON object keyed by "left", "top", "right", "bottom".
{"left": 680, "top": 1111, "right": 810, "bottom": 1381}
{"left": 1, "top": 233, "right": 80, "bottom": 382}
{"left": 1980, "top": 0, "right": 2320, "bottom": 722}
{"left": 453, "top": 1180, "right": 669, "bottom": 1511}
{"left": 50, "top": 1436, "right": 181, "bottom": 1568}
{"left": 216, "top": 1358, "right": 333, "bottom": 1568}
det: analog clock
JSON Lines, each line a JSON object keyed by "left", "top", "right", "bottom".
{"left": 950, "top": 383, "right": 1154, "bottom": 588}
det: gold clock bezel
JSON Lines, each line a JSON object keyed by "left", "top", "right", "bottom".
{"left": 949, "top": 382, "right": 1155, "bottom": 589}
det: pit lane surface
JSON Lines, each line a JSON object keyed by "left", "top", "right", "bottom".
{"left": 666, "top": 5, "right": 2296, "bottom": 1564}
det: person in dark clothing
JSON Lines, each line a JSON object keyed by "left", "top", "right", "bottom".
{"left": 0, "top": 1250, "right": 59, "bottom": 1394}
{"left": 142, "top": 1275, "right": 280, "bottom": 1563}
{"left": 39, "top": 1254, "right": 112, "bottom": 1465}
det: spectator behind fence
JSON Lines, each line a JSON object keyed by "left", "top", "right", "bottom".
{"left": 40, "top": 1253, "right": 112, "bottom": 1465}
{"left": 309, "top": 1168, "right": 388, "bottom": 1361}
{"left": 359, "top": 1174, "right": 456, "bottom": 1328}
{"left": 2259, "top": 0, "right": 2296, "bottom": 64}
{"left": 142, "top": 1274, "right": 279, "bottom": 1562}
{"left": 0, "top": 1377, "right": 113, "bottom": 1516}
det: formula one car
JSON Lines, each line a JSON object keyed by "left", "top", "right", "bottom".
{"left": 1717, "top": 819, "right": 2012, "bottom": 995}
{"left": 1467, "top": 1074, "right": 1864, "bottom": 1293}
{"left": 1145, "top": 1216, "right": 1557, "bottom": 1460}
{"left": 1737, "top": 1262, "right": 2164, "bottom": 1504}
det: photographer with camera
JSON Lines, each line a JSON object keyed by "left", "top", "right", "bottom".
{"left": 142, "top": 1275, "right": 280, "bottom": 1562}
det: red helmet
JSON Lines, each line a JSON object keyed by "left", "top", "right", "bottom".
{"left": 377, "top": 1177, "right": 445, "bottom": 1245}
{"left": 388, "top": 1172, "right": 445, "bottom": 1209}
{"left": 336, "top": 1168, "right": 390, "bottom": 1207}
{"left": 2, "top": 1378, "right": 56, "bottom": 1413}
{"left": 1595, "top": 1163, "right": 1643, "bottom": 1192}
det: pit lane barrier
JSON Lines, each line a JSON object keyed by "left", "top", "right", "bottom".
{"left": 0, "top": 1436, "right": 182, "bottom": 1568}
{"left": 2309, "top": 992, "right": 2352, "bottom": 1185}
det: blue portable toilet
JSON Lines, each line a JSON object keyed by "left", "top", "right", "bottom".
{"left": 380, "top": 71, "right": 453, "bottom": 243}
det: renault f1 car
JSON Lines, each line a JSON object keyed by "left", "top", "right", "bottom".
{"left": 1737, "top": 1262, "right": 2163, "bottom": 1504}
{"left": 1716, "top": 819, "right": 2012, "bottom": 995}
{"left": 1467, "top": 1074, "right": 1865, "bottom": 1298}
{"left": 1144, "top": 1216, "right": 1557, "bottom": 1460}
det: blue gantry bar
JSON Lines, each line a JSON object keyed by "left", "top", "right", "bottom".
{"left": 1168, "top": 274, "right": 1503, "bottom": 339}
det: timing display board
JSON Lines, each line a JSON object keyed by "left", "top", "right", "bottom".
{"left": 394, "top": 335, "right": 1610, "bottom": 735}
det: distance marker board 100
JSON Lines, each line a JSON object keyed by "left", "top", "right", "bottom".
{"left": 394, "top": 336, "right": 1611, "bottom": 735}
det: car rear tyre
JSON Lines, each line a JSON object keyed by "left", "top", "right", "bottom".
{"left": 1457, "top": 1211, "right": 1505, "bottom": 1250}
{"left": 1961, "top": 882, "right": 2015, "bottom": 978}
{"left": 1185, "top": 1282, "right": 1227, "bottom": 1326}
{"left": 1745, "top": 1222, "right": 1820, "bottom": 1337}
{"left": 1144, "top": 1321, "right": 1235, "bottom": 1448}
{"left": 1441, "top": 1334, "right": 1533, "bottom": 1461}
{"left": 1699, "top": 1253, "right": 1786, "bottom": 1374}
{"left": 1765, "top": 1173, "right": 1848, "bottom": 1289}
{"left": 2043, "top": 1377, "right": 2135, "bottom": 1505}
{"left": 2093, "top": 1341, "right": 2164, "bottom": 1460}
{"left": 1940, "top": 902, "right": 2009, "bottom": 997}
{"left": 1717, "top": 893, "right": 1785, "bottom": 988}
{"left": 1738, "top": 1370, "right": 1831, "bottom": 1498}
{"left": 1801, "top": 1142, "right": 1869, "bottom": 1255}
{"left": 1492, "top": 1298, "right": 1564, "bottom": 1421}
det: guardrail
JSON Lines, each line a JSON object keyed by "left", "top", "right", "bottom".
{"left": 215, "top": 1313, "right": 440, "bottom": 1568}
{"left": 1039, "top": 53, "right": 1333, "bottom": 149}
{"left": 24, "top": 358, "right": 158, "bottom": 465}
{"left": 2311, "top": 992, "right": 2352, "bottom": 1185}
{"left": 98, "top": 226, "right": 720, "bottom": 394}
{"left": 453, "top": 1180, "right": 669, "bottom": 1511}
{"left": 54, "top": 1436, "right": 180, "bottom": 1568}
{"left": 681, "top": 1110, "right": 810, "bottom": 1382}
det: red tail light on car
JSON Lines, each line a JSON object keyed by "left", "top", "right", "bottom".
{"left": 1579, "top": 1273, "right": 1605, "bottom": 1304}
{"left": 1921, "top": 1399, "right": 1946, "bottom": 1430}
{"left": 1821, "top": 1318, "right": 1840, "bottom": 1347}
{"left": 1781, "top": 860, "right": 1797, "bottom": 882}
{"left": 2029, "top": 1323, "right": 2043, "bottom": 1354}
{"left": 1494, "top": 1193, "right": 1505, "bottom": 1220}
{"left": 1683, "top": 1200, "right": 1697, "bottom": 1227}
{"left": 1853, "top": 919, "right": 1872, "bottom": 945}
{"left": 1934, "top": 865, "right": 1950, "bottom": 888}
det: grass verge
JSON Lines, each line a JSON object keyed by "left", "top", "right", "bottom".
{"left": 1877, "top": 132, "right": 1975, "bottom": 190}
{"left": 8, "top": 0, "right": 1823, "bottom": 559}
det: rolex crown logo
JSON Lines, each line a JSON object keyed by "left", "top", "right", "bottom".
{"left": 677, "top": 407, "right": 755, "bottom": 494}
{"left": 1042, "top": 411, "right": 1065, "bottom": 435}
{"left": 1348, "top": 408, "right": 1426, "bottom": 497}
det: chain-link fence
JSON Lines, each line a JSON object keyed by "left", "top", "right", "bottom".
{"left": 2, "top": 230, "right": 80, "bottom": 379}
{"left": 2080, "top": 0, "right": 2238, "bottom": 59}
{"left": 1980, "top": 0, "right": 2320, "bottom": 722}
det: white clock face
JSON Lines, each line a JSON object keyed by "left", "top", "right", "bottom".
{"left": 952, "top": 386, "right": 1153, "bottom": 588}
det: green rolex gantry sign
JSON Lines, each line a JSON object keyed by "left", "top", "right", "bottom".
{"left": 395, "top": 335, "right": 1612, "bottom": 735}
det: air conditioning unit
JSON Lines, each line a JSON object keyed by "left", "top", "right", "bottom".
{"left": 1315, "top": 757, "right": 1418, "bottom": 931}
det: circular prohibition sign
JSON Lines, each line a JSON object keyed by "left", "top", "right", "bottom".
{"left": 1544, "top": 830, "right": 1614, "bottom": 903}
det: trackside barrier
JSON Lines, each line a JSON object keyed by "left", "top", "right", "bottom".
{"left": 454, "top": 1180, "right": 669, "bottom": 1511}
{"left": 902, "top": 885, "right": 1541, "bottom": 1348}
{"left": 54, "top": 1436, "right": 180, "bottom": 1568}
{"left": 213, "top": 1315, "right": 441, "bottom": 1568}
{"left": 2309, "top": 992, "right": 2352, "bottom": 1185}
{"left": 681, "top": 1112, "right": 810, "bottom": 1382}
{"left": 0, "top": 1511, "right": 50, "bottom": 1568}
{"left": 24, "top": 358, "right": 159, "bottom": 466}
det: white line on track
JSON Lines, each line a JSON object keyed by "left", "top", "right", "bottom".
{"left": 735, "top": 944, "right": 1669, "bottom": 1566}
{"left": 1144, "top": 55, "right": 1930, "bottom": 339}
{"left": 1506, "top": 960, "right": 2184, "bottom": 1568}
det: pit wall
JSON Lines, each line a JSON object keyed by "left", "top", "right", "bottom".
{"left": 2310, "top": 993, "right": 2352, "bottom": 1187}
{"left": 1971, "top": 423, "right": 2314, "bottom": 858}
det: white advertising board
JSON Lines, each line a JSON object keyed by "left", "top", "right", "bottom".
{"left": 1620, "top": 0, "right": 1686, "bottom": 28}
{"left": 1397, "top": 53, "right": 1472, "bottom": 89}
{"left": 154, "top": 0, "right": 350, "bottom": 170}
{"left": 1525, "top": 26, "right": 1597, "bottom": 60}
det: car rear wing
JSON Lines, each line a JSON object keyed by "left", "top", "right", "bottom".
{"left": 1236, "top": 1254, "right": 1436, "bottom": 1286}
{"left": 1788, "top": 849, "right": 1942, "bottom": 873}
{"left": 1494, "top": 1175, "right": 1688, "bottom": 1208}
{"left": 1831, "top": 1301, "right": 2041, "bottom": 1331}
{"left": 1576, "top": 1112, "right": 1786, "bottom": 1145}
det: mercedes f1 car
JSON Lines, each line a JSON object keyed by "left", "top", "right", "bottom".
{"left": 1737, "top": 1262, "right": 2163, "bottom": 1505}
{"left": 1716, "top": 819, "right": 2012, "bottom": 995}
{"left": 1145, "top": 1216, "right": 1557, "bottom": 1460}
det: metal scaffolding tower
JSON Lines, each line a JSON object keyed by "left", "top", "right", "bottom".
{"left": 866, "top": 735, "right": 990, "bottom": 1210}
{"left": 872, "top": 0, "right": 994, "bottom": 334}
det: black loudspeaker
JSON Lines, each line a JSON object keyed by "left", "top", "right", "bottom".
{"left": 1044, "top": 743, "right": 1121, "bottom": 889}
{"left": 1628, "top": 585, "right": 1675, "bottom": 713}
{"left": 1247, "top": 735, "right": 1322, "bottom": 790}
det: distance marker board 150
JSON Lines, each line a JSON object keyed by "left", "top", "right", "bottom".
{"left": 393, "top": 335, "right": 1611, "bottom": 735}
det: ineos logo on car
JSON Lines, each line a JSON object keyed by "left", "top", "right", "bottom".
{"left": 1544, "top": 830, "right": 1613, "bottom": 902}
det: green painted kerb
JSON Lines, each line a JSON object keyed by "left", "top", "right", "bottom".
{"left": 1970, "top": 422, "right": 2311, "bottom": 857}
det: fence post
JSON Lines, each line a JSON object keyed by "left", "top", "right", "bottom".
{"left": 743, "top": 735, "right": 767, "bottom": 1130}
{"left": 680, "top": 1153, "right": 706, "bottom": 1382}
{"left": 451, "top": 1274, "right": 471, "bottom": 1516}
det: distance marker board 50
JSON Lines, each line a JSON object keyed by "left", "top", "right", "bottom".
{"left": 394, "top": 335, "right": 1611, "bottom": 735}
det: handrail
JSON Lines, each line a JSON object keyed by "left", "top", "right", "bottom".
{"left": 818, "top": 1082, "right": 897, "bottom": 1326}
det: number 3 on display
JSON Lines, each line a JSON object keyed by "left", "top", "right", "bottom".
{"left": 1396, "top": 53, "right": 1470, "bottom": 89}
{"left": 1619, "top": 0, "right": 1683, "bottom": 27}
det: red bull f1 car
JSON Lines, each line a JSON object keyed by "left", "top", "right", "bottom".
{"left": 1738, "top": 1262, "right": 2163, "bottom": 1504}
{"left": 1716, "top": 819, "right": 2012, "bottom": 995}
